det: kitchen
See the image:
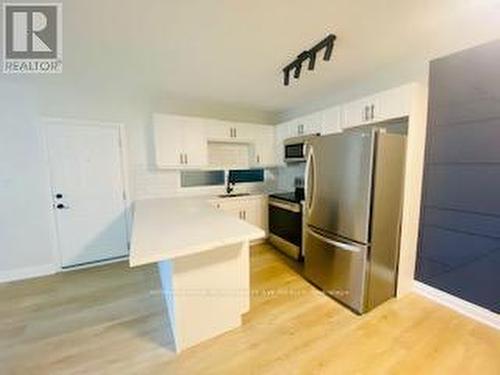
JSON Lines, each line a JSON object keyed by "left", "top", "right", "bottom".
{"left": 1, "top": 1, "right": 500, "bottom": 373}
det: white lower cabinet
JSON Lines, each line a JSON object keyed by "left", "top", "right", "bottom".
{"left": 210, "top": 195, "right": 268, "bottom": 237}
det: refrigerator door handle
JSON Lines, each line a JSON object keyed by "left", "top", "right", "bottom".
{"left": 307, "top": 227, "right": 363, "bottom": 253}
{"left": 304, "top": 146, "right": 315, "bottom": 213}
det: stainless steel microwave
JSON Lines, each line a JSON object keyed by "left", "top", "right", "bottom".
{"left": 284, "top": 134, "right": 319, "bottom": 163}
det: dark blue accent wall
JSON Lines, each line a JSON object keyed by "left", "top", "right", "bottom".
{"left": 416, "top": 40, "right": 500, "bottom": 313}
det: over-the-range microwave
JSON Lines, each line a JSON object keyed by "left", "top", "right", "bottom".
{"left": 284, "top": 134, "right": 319, "bottom": 163}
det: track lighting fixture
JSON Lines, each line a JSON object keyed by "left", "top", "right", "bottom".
{"left": 282, "top": 34, "right": 336, "bottom": 86}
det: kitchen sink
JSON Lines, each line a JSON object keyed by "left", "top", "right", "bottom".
{"left": 217, "top": 193, "right": 251, "bottom": 198}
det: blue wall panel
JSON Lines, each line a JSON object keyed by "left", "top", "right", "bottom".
{"left": 416, "top": 40, "right": 500, "bottom": 313}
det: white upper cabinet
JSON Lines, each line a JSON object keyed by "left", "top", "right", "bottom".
{"left": 252, "top": 125, "right": 276, "bottom": 167}
{"left": 321, "top": 106, "right": 342, "bottom": 135}
{"left": 276, "top": 121, "right": 291, "bottom": 141}
{"left": 233, "top": 123, "right": 256, "bottom": 141}
{"left": 274, "top": 121, "right": 291, "bottom": 166}
{"left": 205, "top": 119, "right": 255, "bottom": 142}
{"left": 205, "top": 119, "right": 234, "bottom": 141}
{"left": 342, "top": 83, "right": 414, "bottom": 129}
{"left": 153, "top": 114, "right": 208, "bottom": 169}
{"left": 378, "top": 84, "right": 413, "bottom": 120}
{"left": 154, "top": 114, "right": 277, "bottom": 170}
{"left": 342, "top": 95, "right": 381, "bottom": 129}
{"left": 288, "top": 116, "right": 305, "bottom": 137}
{"left": 288, "top": 112, "right": 322, "bottom": 137}
{"left": 182, "top": 122, "right": 209, "bottom": 167}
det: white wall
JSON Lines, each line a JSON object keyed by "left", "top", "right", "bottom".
{"left": 0, "top": 82, "right": 56, "bottom": 280}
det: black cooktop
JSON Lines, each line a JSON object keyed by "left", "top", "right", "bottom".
{"left": 270, "top": 188, "right": 304, "bottom": 203}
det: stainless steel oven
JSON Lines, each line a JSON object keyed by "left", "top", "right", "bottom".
{"left": 268, "top": 194, "right": 303, "bottom": 260}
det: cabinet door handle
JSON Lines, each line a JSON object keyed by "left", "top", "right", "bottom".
{"left": 363, "top": 106, "right": 368, "bottom": 122}
{"left": 370, "top": 104, "right": 375, "bottom": 120}
{"left": 234, "top": 128, "right": 237, "bottom": 138}
{"left": 185, "top": 153, "right": 188, "bottom": 165}
{"left": 257, "top": 155, "right": 260, "bottom": 164}
{"left": 243, "top": 211, "right": 246, "bottom": 220}
{"left": 180, "top": 153, "right": 183, "bottom": 164}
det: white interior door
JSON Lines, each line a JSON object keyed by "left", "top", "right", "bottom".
{"left": 45, "top": 121, "right": 129, "bottom": 268}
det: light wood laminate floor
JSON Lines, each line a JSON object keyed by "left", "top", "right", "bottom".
{"left": 1, "top": 243, "right": 499, "bottom": 374}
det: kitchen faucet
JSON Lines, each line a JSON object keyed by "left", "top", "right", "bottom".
{"left": 226, "top": 176, "right": 235, "bottom": 195}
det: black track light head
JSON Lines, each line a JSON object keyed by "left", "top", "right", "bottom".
{"left": 308, "top": 53, "right": 316, "bottom": 70}
{"left": 282, "top": 33, "right": 337, "bottom": 86}
{"left": 293, "top": 63, "right": 302, "bottom": 79}
{"left": 323, "top": 34, "right": 336, "bottom": 61}
{"left": 283, "top": 67, "right": 291, "bottom": 86}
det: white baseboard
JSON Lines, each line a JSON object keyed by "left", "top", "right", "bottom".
{"left": 414, "top": 281, "right": 500, "bottom": 331}
{"left": 0, "top": 264, "right": 57, "bottom": 283}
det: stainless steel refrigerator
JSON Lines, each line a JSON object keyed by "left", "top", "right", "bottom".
{"left": 304, "top": 130, "right": 406, "bottom": 314}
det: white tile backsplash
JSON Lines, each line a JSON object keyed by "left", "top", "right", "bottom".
{"left": 275, "top": 163, "right": 306, "bottom": 191}
{"left": 132, "top": 164, "right": 280, "bottom": 200}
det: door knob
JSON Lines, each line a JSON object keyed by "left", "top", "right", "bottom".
{"left": 55, "top": 193, "right": 63, "bottom": 199}
{"left": 56, "top": 203, "right": 69, "bottom": 209}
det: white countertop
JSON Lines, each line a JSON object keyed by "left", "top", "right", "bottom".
{"left": 129, "top": 196, "right": 266, "bottom": 267}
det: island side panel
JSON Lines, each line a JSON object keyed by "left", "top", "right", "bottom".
{"left": 168, "top": 241, "right": 251, "bottom": 352}
{"left": 240, "top": 240, "right": 250, "bottom": 314}
{"left": 157, "top": 260, "right": 179, "bottom": 351}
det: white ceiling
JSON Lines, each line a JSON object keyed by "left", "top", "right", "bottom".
{"left": 14, "top": 0, "right": 500, "bottom": 117}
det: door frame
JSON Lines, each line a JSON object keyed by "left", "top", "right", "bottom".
{"left": 39, "top": 117, "right": 132, "bottom": 271}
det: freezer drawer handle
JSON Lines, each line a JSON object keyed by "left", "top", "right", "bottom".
{"left": 307, "top": 228, "right": 362, "bottom": 253}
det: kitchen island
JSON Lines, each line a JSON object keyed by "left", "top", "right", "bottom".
{"left": 129, "top": 197, "right": 265, "bottom": 353}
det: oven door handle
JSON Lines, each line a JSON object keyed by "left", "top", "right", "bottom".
{"left": 269, "top": 200, "right": 301, "bottom": 213}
